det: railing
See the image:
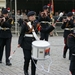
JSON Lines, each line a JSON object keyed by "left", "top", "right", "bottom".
{"left": 11, "top": 14, "right": 75, "bottom": 36}
{"left": 54, "top": 22, "right": 64, "bottom": 36}
{"left": 11, "top": 22, "right": 20, "bottom": 36}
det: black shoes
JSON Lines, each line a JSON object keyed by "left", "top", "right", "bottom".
{"left": 6, "top": 62, "right": 12, "bottom": 66}
{"left": 24, "top": 71, "right": 29, "bottom": 75}
{"left": 63, "top": 54, "right": 66, "bottom": 58}
{"left": 0, "top": 61, "right": 12, "bottom": 66}
{"left": 0, "top": 60, "right": 12, "bottom": 66}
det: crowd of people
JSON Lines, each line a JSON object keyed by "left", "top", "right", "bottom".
{"left": 9, "top": 9, "right": 75, "bottom": 22}
{"left": 0, "top": 5, "right": 75, "bottom": 75}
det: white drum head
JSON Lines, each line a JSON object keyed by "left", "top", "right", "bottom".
{"left": 32, "top": 40, "right": 50, "bottom": 48}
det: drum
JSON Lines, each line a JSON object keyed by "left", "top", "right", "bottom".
{"left": 32, "top": 40, "right": 50, "bottom": 60}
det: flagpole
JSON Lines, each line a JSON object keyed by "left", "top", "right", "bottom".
{"left": 15, "top": 0, "right": 17, "bottom": 34}
{"left": 52, "top": 0, "right": 54, "bottom": 14}
{"left": 49, "top": 0, "right": 56, "bottom": 36}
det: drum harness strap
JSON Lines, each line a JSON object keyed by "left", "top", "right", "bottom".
{"left": 27, "top": 22, "right": 39, "bottom": 40}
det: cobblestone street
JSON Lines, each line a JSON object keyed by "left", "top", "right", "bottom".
{"left": 0, "top": 36, "right": 70, "bottom": 75}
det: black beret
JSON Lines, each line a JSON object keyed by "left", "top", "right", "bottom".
{"left": 43, "top": 5, "right": 48, "bottom": 10}
{"left": 2, "top": 8, "right": 8, "bottom": 14}
{"left": 67, "top": 12, "right": 73, "bottom": 17}
{"left": 27, "top": 11, "right": 36, "bottom": 17}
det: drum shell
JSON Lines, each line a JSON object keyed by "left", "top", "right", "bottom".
{"left": 32, "top": 40, "right": 50, "bottom": 60}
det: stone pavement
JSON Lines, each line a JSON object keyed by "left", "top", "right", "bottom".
{"left": 0, "top": 36, "right": 71, "bottom": 75}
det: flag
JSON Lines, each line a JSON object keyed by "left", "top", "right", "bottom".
{"left": 47, "top": 0, "right": 54, "bottom": 18}
{"left": 50, "top": 0, "right": 54, "bottom": 14}
{"left": 47, "top": 0, "right": 54, "bottom": 14}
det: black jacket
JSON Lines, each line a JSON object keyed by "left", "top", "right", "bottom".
{"left": 0, "top": 17, "right": 12, "bottom": 38}
{"left": 38, "top": 15, "right": 51, "bottom": 33}
{"left": 61, "top": 19, "right": 74, "bottom": 39}
{"left": 67, "top": 33, "right": 75, "bottom": 57}
{"left": 67, "top": 33, "right": 75, "bottom": 71}
{"left": 18, "top": 20, "right": 38, "bottom": 50}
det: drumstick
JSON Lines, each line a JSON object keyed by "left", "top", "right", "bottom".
{"left": 9, "top": 47, "right": 18, "bottom": 60}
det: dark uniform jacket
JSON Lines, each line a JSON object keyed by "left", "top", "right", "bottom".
{"left": 67, "top": 33, "right": 75, "bottom": 71}
{"left": 38, "top": 15, "right": 54, "bottom": 33}
{"left": 0, "top": 17, "right": 12, "bottom": 38}
{"left": 61, "top": 19, "right": 74, "bottom": 39}
{"left": 18, "top": 20, "right": 38, "bottom": 50}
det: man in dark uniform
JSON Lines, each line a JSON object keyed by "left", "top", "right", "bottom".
{"left": 18, "top": 10, "right": 55, "bottom": 75}
{"left": 18, "top": 11, "right": 39, "bottom": 75}
{"left": 0, "top": 8, "right": 12, "bottom": 66}
{"left": 61, "top": 12, "right": 75, "bottom": 59}
{"left": 67, "top": 33, "right": 75, "bottom": 75}
{"left": 38, "top": 5, "right": 52, "bottom": 41}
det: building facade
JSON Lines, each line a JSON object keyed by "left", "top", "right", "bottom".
{"left": 5, "top": 0, "right": 75, "bottom": 13}
{"left": 0, "top": 0, "right": 6, "bottom": 10}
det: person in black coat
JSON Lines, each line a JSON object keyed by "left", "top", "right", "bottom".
{"left": 18, "top": 11, "right": 40, "bottom": 75}
{"left": 67, "top": 33, "right": 75, "bottom": 75}
{"left": 61, "top": 12, "right": 75, "bottom": 59}
{"left": 38, "top": 5, "right": 54, "bottom": 41}
{"left": 0, "top": 8, "right": 12, "bottom": 66}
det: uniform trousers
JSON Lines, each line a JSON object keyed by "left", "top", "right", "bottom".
{"left": 40, "top": 32, "right": 49, "bottom": 41}
{"left": 70, "top": 60, "right": 75, "bottom": 75}
{"left": 63, "top": 38, "right": 71, "bottom": 59}
{"left": 0, "top": 38, "right": 11, "bottom": 63}
{"left": 23, "top": 49, "right": 37, "bottom": 75}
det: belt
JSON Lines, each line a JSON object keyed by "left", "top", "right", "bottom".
{"left": 72, "top": 54, "right": 75, "bottom": 56}
{"left": 24, "top": 34, "right": 34, "bottom": 37}
{"left": 65, "top": 28, "right": 73, "bottom": 30}
{"left": 0, "top": 27, "right": 10, "bottom": 31}
{"left": 41, "top": 21, "right": 50, "bottom": 24}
